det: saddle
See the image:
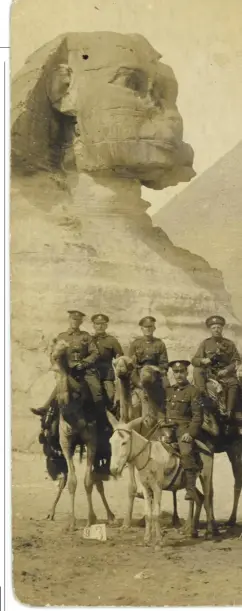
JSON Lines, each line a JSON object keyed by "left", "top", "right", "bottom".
{"left": 202, "top": 380, "right": 242, "bottom": 437}
{"left": 154, "top": 423, "right": 210, "bottom": 490}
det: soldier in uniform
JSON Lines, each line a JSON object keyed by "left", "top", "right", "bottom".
{"left": 165, "top": 360, "right": 203, "bottom": 502}
{"left": 192, "top": 315, "right": 241, "bottom": 417}
{"left": 129, "top": 316, "right": 169, "bottom": 381}
{"left": 91, "top": 313, "right": 123, "bottom": 410}
{"left": 128, "top": 316, "right": 168, "bottom": 417}
{"left": 31, "top": 310, "right": 105, "bottom": 423}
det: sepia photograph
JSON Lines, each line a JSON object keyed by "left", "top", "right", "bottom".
{"left": 10, "top": 0, "right": 242, "bottom": 606}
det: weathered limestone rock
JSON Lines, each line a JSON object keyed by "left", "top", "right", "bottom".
{"left": 11, "top": 32, "right": 241, "bottom": 447}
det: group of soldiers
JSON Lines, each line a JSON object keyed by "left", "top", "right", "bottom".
{"left": 32, "top": 310, "right": 241, "bottom": 502}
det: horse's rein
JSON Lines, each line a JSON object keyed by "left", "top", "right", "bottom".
{"left": 116, "top": 428, "right": 152, "bottom": 471}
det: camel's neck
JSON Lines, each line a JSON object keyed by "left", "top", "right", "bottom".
{"left": 118, "top": 377, "right": 132, "bottom": 423}
{"left": 142, "top": 383, "right": 165, "bottom": 419}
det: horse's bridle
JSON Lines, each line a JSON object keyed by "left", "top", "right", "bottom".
{"left": 115, "top": 428, "right": 152, "bottom": 472}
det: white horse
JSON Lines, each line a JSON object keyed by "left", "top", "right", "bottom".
{"left": 108, "top": 419, "right": 214, "bottom": 547}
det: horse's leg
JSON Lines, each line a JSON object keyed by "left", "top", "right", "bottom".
{"left": 226, "top": 443, "right": 242, "bottom": 526}
{"left": 152, "top": 482, "right": 162, "bottom": 547}
{"left": 84, "top": 441, "right": 97, "bottom": 526}
{"left": 143, "top": 485, "right": 153, "bottom": 546}
{"left": 46, "top": 473, "right": 67, "bottom": 521}
{"left": 122, "top": 463, "right": 137, "bottom": 529}
{"left": 95, "top": 479, "right": 116, "bottom": 523}
{"left": 200, "top": 455, "right": 217, "bottom": 538}
{"left": 172, "top": 491, "right": 181, "bottom": 528}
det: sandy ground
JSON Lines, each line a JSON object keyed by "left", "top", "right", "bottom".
{"left": 12, "top": 450, "right": 242, "bottom": 607}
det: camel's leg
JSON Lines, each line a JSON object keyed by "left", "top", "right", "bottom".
{"left": 200, "top": 455, "right": 217, "bottom": 538}
{"left": 84, "top": 442, "right": 97, "bottom": 526}
{"left": 226, "top": 444, "right": 242, "bottom": 526}
{"left": 95, "top": 479, "right": 115, "bottom": 523}
{"left": 59, "top": 429, "right": 77, "bottom": 531}
{"left": 227, "top": 486, "right": 242, "bottom": 526}
{"left": 193, "top": 488, "right": 204, "bottom": 532}
{"left": 122, "top": 463, "right": 137, "bottom": 529}
{"left": 172, "top": 491, "right": 181, "bottom": 528}
{"left": 143, "top": 485, "right": 153, "bottom": 545}
{"left": 46, "top": 473, "right": 67, "bottom": 521}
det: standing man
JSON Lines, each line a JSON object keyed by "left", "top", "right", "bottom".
{"left": 91, "top": 313, "right": 123, "bottom": 410}
{"left": 166, "top": 360, "right": 203, "bottom": 502}
{"left": 192, "top": 316, "right": 241, "bottom": 417}
{"left": 31, "top": 310, "right": 105, "bottom": 423}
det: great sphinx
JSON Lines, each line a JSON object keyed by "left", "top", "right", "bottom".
{"left": 11, "top": 32, "right": 241, "bottom": 432}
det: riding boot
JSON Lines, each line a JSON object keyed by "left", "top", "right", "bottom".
{"left": 184, "top": 469, "right": 198, "bottom": 501}
{"left": 226, "top": 386, "right": 237, "bottom": 418}
{"left": 30, "top": 387, "right": 57, "bottom": 417}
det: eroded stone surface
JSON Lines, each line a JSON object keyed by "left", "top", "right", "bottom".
{"left": 11, "top": 33, "right": 241, "bottom": 444}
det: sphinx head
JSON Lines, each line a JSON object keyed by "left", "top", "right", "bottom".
{"left": 12, "top": 32, "right": 195, "bottom": 189}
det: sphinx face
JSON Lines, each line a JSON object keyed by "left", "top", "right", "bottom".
{"left": 46, "top": 32, "right": 194, "bottom": 188}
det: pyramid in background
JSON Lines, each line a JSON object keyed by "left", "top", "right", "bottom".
{"left": 154, "top": 141, "right": 242, "bottom": 322}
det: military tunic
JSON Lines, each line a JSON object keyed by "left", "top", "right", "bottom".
{"left": 54, "top": 328, "right": 99, "bottom": 369}
{"left": 52, "top": 328, "right": 103, "bottom": 406}
{"left": 192, "top": 337, "right": 240, "bottom": 376}
{"left": 92, "top": 333, "right": 123, "bottom": 406}
{"left": 129, "top": 337, "right": 168, "bottom": 373}
{"left": 165, "top": 382, "right": 203, "bottom": 471}
{"left": 92, "top": 333, "right": 123, "bottom": 381}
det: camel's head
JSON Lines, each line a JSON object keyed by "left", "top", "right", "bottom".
{"left": 236, "top": 363, "right": 242, "bottom": 383}
{"left": 12, "top": 32, "right": 195, "bottom": 189}
{"left": 109, "top": 425, "right": 132, "bottom": 476}
{"left": 51, "top": 338, "right": 69, "bottom": 366}
{"left": 112, "top": 355, "right": 135, "bottom": 379}
{"left": 140, "top": 364, "right": 162, "bottom": 387}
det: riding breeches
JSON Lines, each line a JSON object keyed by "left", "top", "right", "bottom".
{"left": 176, "top": 426, "right": 200, "bottom": 472}
{"left": 193, "top": 367, "right": 238, "bottom": 414}
{"left": 84, "top": 370, "right": 105, "bottom": 410}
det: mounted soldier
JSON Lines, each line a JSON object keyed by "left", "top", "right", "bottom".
{"left": 164, "top": 359, "right": 204, "bottom": 503}
{"left": 91, "top": 313, "right": 123, "bottom": 412}
{"left": 192, "top": 316, "right": 241, "bottom": 421}
{"left": 31, "top": 310, "right": 106, "bottom": 428}
{"left": 128, "top": 316, "right": 169, "bottom": 416}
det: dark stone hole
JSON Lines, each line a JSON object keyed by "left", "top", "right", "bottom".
{"left": 82, "top": 54, "right": 89, "bottom": 60}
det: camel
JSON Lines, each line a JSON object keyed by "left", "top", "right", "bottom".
{"left": 112, "top": 356, "right": 137, "bottom": 423}
{"left": 109, "top": 419, "right": 215, "bottom": 546}
{"left": 33, "top": 339, "right": 115, "bottom": 530}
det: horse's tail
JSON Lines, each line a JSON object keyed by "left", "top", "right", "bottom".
{"left": 38, "top": 430, "right": 68, "bottom": 480}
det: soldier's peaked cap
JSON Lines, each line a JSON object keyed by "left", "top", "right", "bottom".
{"left": 67, "top": 310, "right": 86, "bottom": 318}
{"left": 139, "top": 316, "right": 156, "bottom": 326}
{"left": 169, "top": 359, "right": 191, "bottom": 369}
{"left": 206, "top": 315, "right": 226, "bottom": 328}
{"left": 91, "top": 313, "right": 109, "bottom": 323}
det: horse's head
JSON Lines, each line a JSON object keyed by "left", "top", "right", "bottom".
{"left": 140, "top": 365, "right": 161, "bottom": 387}
{"left": 109, "top": 424, "right": 132, "bottom": 476}
{"left": 112, "top": 355, "right": 135, "bottom": 380}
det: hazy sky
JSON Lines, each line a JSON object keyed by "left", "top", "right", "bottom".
{"left": 11, "top": 0, "right": 242, "bottom": 214}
